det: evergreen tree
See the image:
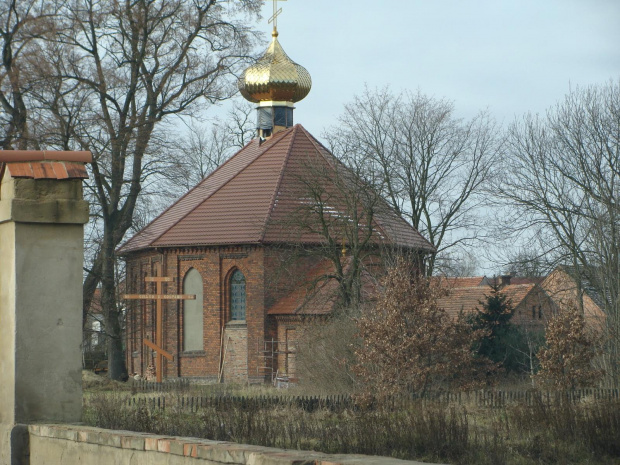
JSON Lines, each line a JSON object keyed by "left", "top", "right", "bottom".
{"left": 470, "top": 285, "right": 528, "bottom": 373}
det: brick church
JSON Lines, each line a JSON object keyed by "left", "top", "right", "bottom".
{"left": 119, "top": 23, "right": 433, "bottom": 383}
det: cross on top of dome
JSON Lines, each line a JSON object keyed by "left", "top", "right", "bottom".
{"left": 268, "top": 0, "right": 287, "bottom": 36}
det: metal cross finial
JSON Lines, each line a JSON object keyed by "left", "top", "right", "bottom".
{"left": 268, "top": 0, "right": 287, "bottom": 33}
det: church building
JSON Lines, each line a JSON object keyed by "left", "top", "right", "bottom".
{"left": 118, "top": 17, "right": 433, "bottom": 383}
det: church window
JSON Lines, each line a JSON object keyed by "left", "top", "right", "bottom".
{"left": 183, "top": 268, "right": 204, "bottom": 351}
{"left": 230, "top": 270, "right": 246, "bottom": 321}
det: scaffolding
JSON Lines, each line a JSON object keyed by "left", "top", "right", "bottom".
{"left": 257, "top": 338, "right": 295, "bottom": 383}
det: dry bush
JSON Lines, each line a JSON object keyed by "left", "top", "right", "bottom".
{"left": 354, "top": 261, "right": 493, "bottom": 401}
{"left": 536, "top": 304, "right": 604, "bottom": 389}
{"left": 294, "top": 313, "right": 359, "bottom": 394}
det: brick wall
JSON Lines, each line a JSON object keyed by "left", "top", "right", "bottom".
{"left": 28, "top": 424, "right": 418, "bottom": 465}
{"left": 125, "top": 245, "right": 270, "bottom": 382}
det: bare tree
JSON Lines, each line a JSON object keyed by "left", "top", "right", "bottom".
{"left": 354, "top": 260, "right": 491, "bottom": 401}
{"left": 164, "top": 100, "right": 255, "bottom": 194}
{"left": 504, "top": 248, "right": 551, "bottom": 278}
{"left": 0, "top": 0, "right": 60, "bottom": 149}
{"left": 20, "top": 0, "right": 261, "bottom": 380}
{"left": 536, "top": 303, "right": 604, "bottom": 390}
{"left": 324, "top": 87, "right": 500, "bottom": 275}
{"left": 273, "top": 152, "right": 389, "bottom": 310}
{"left": 494, "top": 80, "right": 620, "bottom": 383}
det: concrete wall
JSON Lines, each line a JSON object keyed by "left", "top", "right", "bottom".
{"left": 28, "top": 424, "right": 425, "bottom": 465}
{"left": 1, "top": 164, "right": 88, "bottom": 465}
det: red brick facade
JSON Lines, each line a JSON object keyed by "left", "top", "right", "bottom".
{"left": 124, "top": 246, "right": 325, "bottom": 382}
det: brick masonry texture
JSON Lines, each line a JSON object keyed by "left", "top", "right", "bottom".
{"left": 126, "top": 245, "right": 297, "bottom": 382}
{"left": 29, "top": 424, "right": 429, "bottom": 465}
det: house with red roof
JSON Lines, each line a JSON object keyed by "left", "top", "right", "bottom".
{"left": 435, "top": 274, "right": 554, "bottom": 331}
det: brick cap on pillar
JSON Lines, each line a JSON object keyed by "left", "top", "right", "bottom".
{"left": 0, "top": 150, "right": 92, "bottom": 163}
{"left": 0, "top": 150, "right": 92, "bottom": 180}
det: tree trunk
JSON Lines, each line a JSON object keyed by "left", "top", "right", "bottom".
{"left": 101, "top": 229, "right": 127, "bottom": 380}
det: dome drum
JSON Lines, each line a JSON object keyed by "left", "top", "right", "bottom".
{"left": 257, "top": 106, "right": 294, "bottom": 133}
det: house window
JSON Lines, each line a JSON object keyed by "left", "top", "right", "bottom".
{"left": 183, "top": 268, "right": 204, "bottom": 351}
{"left": 532, "top": 305, "right": 536, "bottom": 319}
{"left": 91, "top": 320, "right": 101, "bottom": 347}
{"left": 538, "top": 306, "right": 542, "bottom": 319}
{"left": 230, "top": 270, "right": 246, "bottom": 321}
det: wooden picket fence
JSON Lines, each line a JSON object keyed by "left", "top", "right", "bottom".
{"left": 125, "top": 388, "right": 620, "bottom": 413}
{"left": 128, "top": 377, "right": 191, "bottom": 392}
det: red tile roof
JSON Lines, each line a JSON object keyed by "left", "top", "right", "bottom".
{"left": 0, "top": 151, "right": 91, "bottom": 180}
{"left": 501, "top": 284, "right": 537, "bottom": 305}
{"left": 118, "top": 125, "right": 434, "bottom": 254}
{"left": 437, "top": 286, "right": 490, "bottom": 318}
{"left": 437, "top": 284, "right": 537, "bottom": 319}
{"left": 268, "top": 259, "right": 338, "bottom": 316}
{"left": 433, "top": 276, "right": 487, "bottom": 288}
{"left": 509, "top": 277, "right": 544, "bottom": 285}
{"left": 268, "top": 257, "right": 377, "bottom": 316}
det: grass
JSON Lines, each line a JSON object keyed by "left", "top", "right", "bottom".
{"left": 82, "top": 374, "right": 620, "bottom": 465}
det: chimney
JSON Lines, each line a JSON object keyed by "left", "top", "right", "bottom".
{"left": 500, "top": 274, "right": 512, "bottom": 286}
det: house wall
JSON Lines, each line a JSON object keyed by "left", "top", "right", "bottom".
{"left": 125, "top": 243, "right": 344, "bottom": 383}
{"left": 263, "top": 247, "right": 323, "bottom": 310}
{"left": 125, "top": 245, "right": 268, "bottom": 383}
{"left": 542, "top": 269, "right": 606, "bottom": 330}
{"left": 512, "top": 286, "right": 554, "bottom": 331}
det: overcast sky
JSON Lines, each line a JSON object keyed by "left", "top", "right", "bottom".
{"left": 236, "top": 0, "right": 620, "bottom": 136}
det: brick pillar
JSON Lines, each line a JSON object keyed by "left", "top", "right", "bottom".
{"left": 0, "top": 151, "right": 91, "bottom": 465}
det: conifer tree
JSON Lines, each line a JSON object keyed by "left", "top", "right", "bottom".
{"left": 470, "top": 285, "right": 528, "bottom": 373}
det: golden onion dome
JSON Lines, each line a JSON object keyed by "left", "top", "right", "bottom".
{"left": 238, "top": 31, "right": 312, "bottom": 103}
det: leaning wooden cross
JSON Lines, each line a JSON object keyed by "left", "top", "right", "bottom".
{"left": 123, "top": 276, "right": 195, "bottom": 383}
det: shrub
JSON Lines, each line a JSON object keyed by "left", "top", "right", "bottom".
{"left": 536, "top": 304, "right": 604, "bottom": 389}
{"left": 354, "top": 261, "right": 489, "bottom": 400}
{"left": 295, "top": 312, "right": 359, "bottom": 393}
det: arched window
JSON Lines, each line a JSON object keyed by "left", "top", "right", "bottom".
{"left": 230, "top": 270, "right": 246, "bottom": 321}
{"left": 183, "top": 268, "right": 204, "bottom": 351}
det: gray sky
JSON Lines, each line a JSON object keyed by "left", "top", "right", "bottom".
{"left": 243, "top": 0, "right": 620, "bottom": 135}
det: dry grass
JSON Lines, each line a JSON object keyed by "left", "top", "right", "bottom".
{"left": 82, "top": 386, "right": 620, "bottom": 465}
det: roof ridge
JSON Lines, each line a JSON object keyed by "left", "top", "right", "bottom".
{"left": 259, "top": 125, "right": 300, "bottom": 242}
{"left": 299, "top": 127, "right": 434, "bottom": 251}
{"left": 150, "top": 128, "right": 296, "bottom": 248}
{"left": 295, "top": 128, "right": 394, "bottom": 245}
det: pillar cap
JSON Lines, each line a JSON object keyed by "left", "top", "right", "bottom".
{"left": 0, "top": 151, "right": 92, "bottom": 163}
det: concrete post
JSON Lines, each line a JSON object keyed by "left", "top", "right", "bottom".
{"left": 0, "top": 152, "right": 91, "bottom": 465}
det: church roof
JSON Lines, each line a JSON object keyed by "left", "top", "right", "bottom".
{"left": 118, "top": 125, "right": 434, "bottom": 254}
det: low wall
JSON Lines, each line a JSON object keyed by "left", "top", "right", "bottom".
{"left": 28, "top": 424, "right": 430, "bottom": 465}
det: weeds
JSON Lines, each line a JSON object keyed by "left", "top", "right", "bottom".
{"left": 83, "top": 391, "right": 620, "bottom": 464}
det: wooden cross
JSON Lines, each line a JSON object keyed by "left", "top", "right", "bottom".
{"left": 268, "top": 0, "right": 287, "bottom": 32}
{"left": 123, "top": 276, "right": 195, "bottom": 383}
